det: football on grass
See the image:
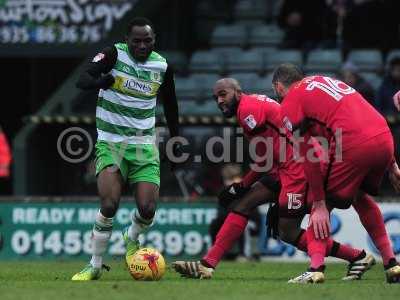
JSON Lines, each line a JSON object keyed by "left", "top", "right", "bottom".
{"left": 128, "top": 247, "right": 166, "bottom": 281}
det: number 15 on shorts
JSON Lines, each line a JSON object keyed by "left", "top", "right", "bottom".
{"left": 287, "top": 193, "right": 302, "bottom": 210}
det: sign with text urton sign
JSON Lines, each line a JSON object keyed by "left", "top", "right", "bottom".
{"left": 0, "top": 0, "right": 137, "bottom": 44}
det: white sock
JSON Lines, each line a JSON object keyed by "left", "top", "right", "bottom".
{"left": 90, "top": 255, "right": 103, "bottom": 269}
{"left": 90, "top": 210, "right": 113, "bottom": 268}
{"left": 127, "top": 210, "right": 154, "bottom": 241}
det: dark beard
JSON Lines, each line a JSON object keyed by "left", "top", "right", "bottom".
{"left": 221, "top": 96, "right": 239, "bottom": 118}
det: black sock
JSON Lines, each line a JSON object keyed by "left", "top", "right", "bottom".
{"left": 200, "top": 259, "right": 214, "bottom": 269}
{"left": 308, "top": 265, "right": 326, "bottom": 272}
{"left": 384, "top": 258, "right": 398, "bottom": 270}
{"left": 351, "top": 250, "right": 366, "bottom": 263}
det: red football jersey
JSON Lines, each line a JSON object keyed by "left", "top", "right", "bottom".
{"left": 280, "top": 75, "right": 391, "bottom": 202}
{"left": 237, "top": 94, "right": 305, "bottom": 195}
{"left": 281, "top": 75, "right": 390, "bottom": 152}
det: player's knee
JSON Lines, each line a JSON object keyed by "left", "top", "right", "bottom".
{"left": 232, "top": 202, "right": 251, "bottom": 216}
{"left": 231, "top": 196, "right": 258, "bottom": 216}
{"left": 100, "top": 198, "right": 119, "bottom": 218}
{"left": 277, "top": 219, "right": 302, "bottom": 244}
{"left": 138, "top": 201, "right": 156, "bottom": 220}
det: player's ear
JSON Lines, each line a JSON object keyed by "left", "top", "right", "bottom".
{"left": 277, "top": 82, "right": 286, "bottom": 95}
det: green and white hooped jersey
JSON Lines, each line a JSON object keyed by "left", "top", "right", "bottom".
{"left": 97, "top": 43, "right": 167, "bottom": 144}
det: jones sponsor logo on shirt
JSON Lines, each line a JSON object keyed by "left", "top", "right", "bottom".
{"left": 244, "top": 114, "right": 257, "bottom": 129}
{"left": 123, "top": 78, "right": 152, "bottom": 94}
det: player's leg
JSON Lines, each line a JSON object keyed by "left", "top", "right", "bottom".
{"left": 123, "top": 181, "right": 158, "bottom": 263}
{"left": 123, "top": 144, "right": 161, "bottom": 263}
{"left": 293, "top": 141, "right": 374, "bottom": 284}
{"left": 353, "top": 192, "right": 400, "bottom": 282}
{"left": 72, "top": 167, "right": 124, "bottom": 280}
{"left": 72, "top": 141, "right": 127, "bottom": 281}
{"left": 279, "top": 218, "right": 363, "bottom": 262}
{"left": 93, "top": 169, "right": 124, "bottom": 264}
{"left": 173, "top": 180, "right": 276, "bottom": 279}
{"left": 279, "top": 217, "right": 375, "bottom": 281}
{"left": 351, "top": 133, "right": 400, "bottom": 282}
{"left": 278, "top": 183, "right": 374, "bottom": 283}
{"left": 202, "top": 181, "right": 274, "bottom": 267}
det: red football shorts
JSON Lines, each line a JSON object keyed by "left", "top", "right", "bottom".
{"left": 278, "top": 178, "right": 312, "bottom": 218}
{"left": 323, "top": 132, "right": 394, "bottom": 205}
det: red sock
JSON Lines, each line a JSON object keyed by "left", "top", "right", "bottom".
{"left": 203, "top": 212, "right": 248, "bottom": 268}
{"left": 306, "top": 226, "right": 327, "bottom": 269}
{"left": 334, "top": 242, "right": 364, "bottom": 262}
{"left": 353, "top": 194, "right": 395, "bottom": 265}
{"left": 295, "top": 230, "right": 363, "bottom": 262}
{"left": 295, "top": 230, "right": 308, "bottom": 252}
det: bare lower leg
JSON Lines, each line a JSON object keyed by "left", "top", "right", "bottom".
{"left": 91, "top": 168, "right": 124, "bottom": 267}
{"left": 231, "top": 182, "right": 275, "bottom": 216}
{"left": 127, "top": 182, "right": 159, "bottom": 241}
{"left": 202, "top": 182, "right": 274, "bottom": 268}
{"left": 97, "top": 168, "right": 124, "bottom": 218}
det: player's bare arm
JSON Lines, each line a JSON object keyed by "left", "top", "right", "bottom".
{"left": 158, "top": 65, "right": 182, "bottom": 169}
{"left": 300, "top": 138, "right": 330, "bottom": 239}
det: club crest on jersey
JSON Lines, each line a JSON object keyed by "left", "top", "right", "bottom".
{"left": 150, "top": 71, "right": 161, "bottom": 82}
{"left": 244, "top": 115, "right": 257, "bottom": 129}
{"left": 93, "top": 53, "right": 105, "bottom": 62}
{"left": 283, "top": 116, "right": 293, "bottom": 132}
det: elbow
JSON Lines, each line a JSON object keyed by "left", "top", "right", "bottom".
{"left": 76, "top": 77, "right": 89, "bottom": 90}
{"left": 75, "top": 80, "right": 85, "bottom": 90}
{"left": 76, "top": 73, "right": 97, "bottom": 90}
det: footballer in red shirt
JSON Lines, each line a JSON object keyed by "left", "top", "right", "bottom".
{"left": 273, "top": 63, "right": 400, "bottom": 283}
{"left": 173, "top": 78, "right": 372, "bottom": 283}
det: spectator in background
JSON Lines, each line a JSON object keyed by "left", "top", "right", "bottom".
{"left": 339, "top": 61, "right": 375, "bottom": 104}
{"left": 377, "top": 57, "right": 400, "bottom": 114}
{"left": 342, "top": 0, "right": 400, "bottom": 53}
{"left": 0, "top": 126, "right": 12, "bottom": 194}
{"left": 278, "top": 0, "right": 337, "bottom": 50}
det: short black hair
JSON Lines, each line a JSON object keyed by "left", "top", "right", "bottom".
{"left": 272, "top": 63, "right": 304, "bottom": 87}
{"left": 127, "top": 17, "right": 155, "bottom": 35}
{"left": 389, "top": 56, "right": 400, "bottom": 68}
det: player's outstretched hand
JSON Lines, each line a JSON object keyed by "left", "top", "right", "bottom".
{"left": 218, "top": 182, "right": 250, "bottom": 208}
{"left": 389, "top": 161, "right": 400, "bottom": 193}
{"left": 309, "top": 201, "right": 331, "bottom": 239}
{"left": 393, "top": 90, "right": 400, "bottom": 111}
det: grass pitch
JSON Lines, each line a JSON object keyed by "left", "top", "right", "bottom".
{"left": 0, "top": 260, "right": 399, "bottom": 300}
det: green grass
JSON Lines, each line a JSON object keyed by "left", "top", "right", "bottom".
{"left": 0, "top": 260, "right": 399, "bottom": 300}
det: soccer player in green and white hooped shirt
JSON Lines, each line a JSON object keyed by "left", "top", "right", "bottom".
{"left": 72, "top": 18, "right": 181, "bottom": 280}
